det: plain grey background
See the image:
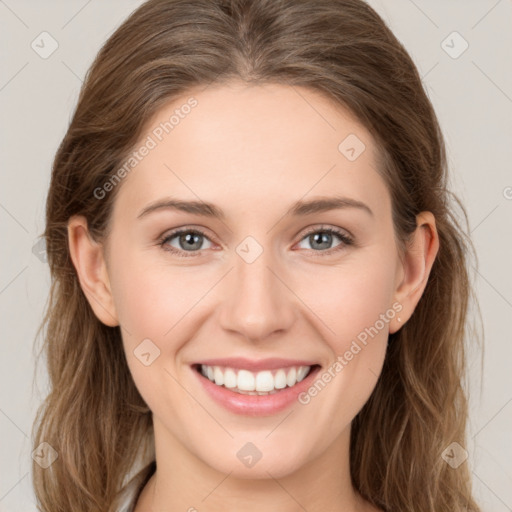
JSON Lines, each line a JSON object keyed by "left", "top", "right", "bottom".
{"left": 0, "top": 0, "right": 511, "bottom": 510}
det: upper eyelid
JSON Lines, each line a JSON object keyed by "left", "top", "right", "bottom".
{"left": 161, "top": 226, "right": 217, "bottom": 243}
{"left": 301, "top": 224, "right": 352, "bottom": 238}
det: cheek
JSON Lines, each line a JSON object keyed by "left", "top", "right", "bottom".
{"left": 295, "top": 253, "right": 397, "bottom": 349}
{"left": 306, "top": 255, "right": 395, "bottom": 414}
{"left": 108, "top": 251, "right": 211, "bottom": 404}
{"left": 291, "top": 251, "right": 396, "bottom": 415}
{"left": 110, "top": 249, "right": 200, "bottom": 340}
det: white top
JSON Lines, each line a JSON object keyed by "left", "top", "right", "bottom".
{"left": 116, "top": 459, "right": 155, "bottom": 511}
{"left": 117, "top": 476, "right": 145, "bottom": 512}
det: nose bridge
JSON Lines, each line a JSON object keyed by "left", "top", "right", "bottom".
{"left": 218, "top": 241, "right": 295, "bottom": 342}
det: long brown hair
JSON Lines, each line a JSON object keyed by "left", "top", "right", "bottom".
{"left": 32, "top": 0, "right": 484, "bottom": 510}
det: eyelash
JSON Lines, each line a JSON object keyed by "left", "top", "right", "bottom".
{"left": 157, "top": 225, "right": 354, "bottom": 259}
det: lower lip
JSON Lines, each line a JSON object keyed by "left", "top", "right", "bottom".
{"left": 191, "top": 365, "right": 321, "bottom": 416}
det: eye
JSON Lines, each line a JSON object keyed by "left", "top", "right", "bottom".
{"left": 159, "top": 228, "right": 213, "bottom": 257}
{"left": 295, "top": 226, "right": 354, "bottom": 255}
{"left": 158, "top": 225, "right": 354, "bottom": 258}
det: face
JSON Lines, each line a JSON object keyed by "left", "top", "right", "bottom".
{"left": 95, "top": 82, "right": 407, "bottom": 478}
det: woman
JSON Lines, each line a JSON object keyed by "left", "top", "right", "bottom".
{"left": 32, "top": 0, "right": 483, "bottom": 511}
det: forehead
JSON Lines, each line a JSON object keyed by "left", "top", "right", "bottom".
{"left": 111, "top": 81, "right": 390, "bottom": 222}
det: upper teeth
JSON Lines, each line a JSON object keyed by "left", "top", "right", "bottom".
{"left": 200, "top": 364, "right": 311, "bottom": 394}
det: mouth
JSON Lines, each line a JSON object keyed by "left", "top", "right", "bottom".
{"left": 190, "top": 360, "right": 322, "bottom": 416}
{"left": 191, "top": 363, "right": 320, "bottom": 395}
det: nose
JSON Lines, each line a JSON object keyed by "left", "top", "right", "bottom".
{"left": 218, "top": 249, "right": 296, "bottom": 343}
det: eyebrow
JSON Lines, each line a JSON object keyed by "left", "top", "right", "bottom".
{"left": 137, "top": 195, "right": 374, "bottom": 220}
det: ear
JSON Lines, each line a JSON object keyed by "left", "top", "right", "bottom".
{"left": 67, "top": 215, "right": 119, "bottom": 327}
{"left": 389, "top": 211, "right": 439, "bottom": 334}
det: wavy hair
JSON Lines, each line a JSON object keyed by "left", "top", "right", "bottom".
{"left": 32, "top": 0, "right": 484, "bottom": 510}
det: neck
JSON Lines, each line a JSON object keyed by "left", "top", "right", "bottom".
{"left": 134, "top": 416, "right": 371, "bottom": 512}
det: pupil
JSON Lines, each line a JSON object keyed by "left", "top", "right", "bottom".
{"left": 312, "top": 232, "right": 331, "bottom": 250}
{"left": 181, "top": 233, "right": 201, "bottom": 250}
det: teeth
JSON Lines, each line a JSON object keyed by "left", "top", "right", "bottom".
{"left": 238, "top": 370, "right": 255, "bottom": 391}
{"left": 213, "top": 367, "right": 224, "bottom": 386}
{"left": 223, "top": 368, "right": 237, "bottom": 388}
{"left": 199, "top": 364, "right": 312, "bottom": 394}
{"left": 274, "top": 369, "right": 287, "bottom": 389}
{"left": 297, "top": 366, "right": 309, "bottom": 382}
{"left": 286, "top": 367, "right": 296, "bottom": 387}
{"left": 255, "top": 371, "right": 274, "bottom": 392}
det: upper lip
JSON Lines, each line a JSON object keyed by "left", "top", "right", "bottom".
{"left": 193, "top": 357, "right": 320, "bottom": 372}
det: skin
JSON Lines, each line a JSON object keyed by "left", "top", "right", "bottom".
{"left": 68, "top": 81, "right": 439, "bottom": 512}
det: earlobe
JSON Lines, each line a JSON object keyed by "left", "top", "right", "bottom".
{"left": 390, "top": 211, "right": 440, "bottom": 334}
{"left": 67, "top": 215, "right": 119, "bottom": 327}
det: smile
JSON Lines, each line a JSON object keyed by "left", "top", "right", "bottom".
{"left": 197, "top": 364, "right": 313, "bottom": 395}
{"left": 191, "top": 360, "right": 322, "bottom": 416}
